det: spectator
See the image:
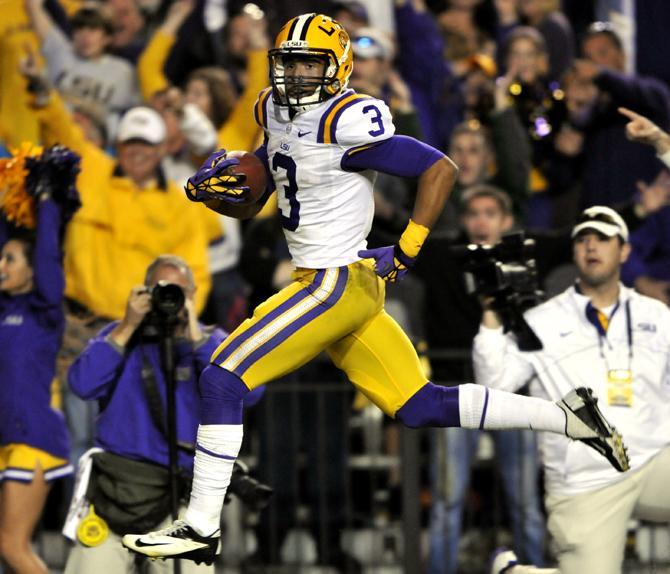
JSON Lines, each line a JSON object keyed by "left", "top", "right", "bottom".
{"left": 24, "top": 0, "right": 139, "bottom": 133}
{"left": 395, "top": 0, "right": 460, "bottom": 151}
{"left": 499, "top": 26, "right": 567, "bottom": 228}
{"left": 138, "top": 2, "right": 270, "bottom": 331}
{"left": 106, "top": 0, "right": 148, "bottom": 63}
{"left": 415, "top": 186, "right": 545, "bottom": 573}
{"left": 516, "top": 0, "right": 575, "bottom": 82}
{"left": 160, "top": 2, "right": 268, "bottom": 96}
{"left": 433, "top": 106, "right": 531, "bottom": 237}
{"left": 437, "top": 0, "right": 497, "bottom": 77}
{"left": 474, "top": 205, "right": 670, "bottom": 574}
{"left": 560, "top": 22, "right": 670, "bottom": 209}
{"left": 64, "top": 255, "right": 225, "bottom": 573}
{"left": 14, "top": 56, "right": 213, "bottom": 473}
{"left": 617, "top": 107, "right": 670, "bottom": 305}
{"left": 16, "top": 60, "right": 213, "bottom": 319}
{"left": 331, "top": 1, "right": 369, "bottom": 34}
{"left": 0, "top": 146, "right": 79, "bottom": 574}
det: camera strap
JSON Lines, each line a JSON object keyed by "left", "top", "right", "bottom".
{"left": 139, "top": 348, "right": 195, "bottom": 454}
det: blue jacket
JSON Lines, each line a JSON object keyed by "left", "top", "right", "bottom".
{"left": 622, "top": 205, "right": 670, "bottom": 285}
{"left": 0, "top": 199, "right": 70, "bottom": 459}
{"left": 580, "top": 70, "right": 670, "bottom": 207}
{"left": 395, "top": 2, "right": 461, "bottom": 152}
{"left": 68, "top": 323, "right": 226, "bottom": 473}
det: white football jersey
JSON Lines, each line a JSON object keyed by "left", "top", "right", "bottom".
{"left": 254, "top": 88, "right": 396, "bottom": 268}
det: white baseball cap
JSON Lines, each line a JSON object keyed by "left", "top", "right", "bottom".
{"left": 116, "top": 106, "right": 166, "bottom": 145}
{"left": 571, "top": 205, "right": 629, "bottom": 242}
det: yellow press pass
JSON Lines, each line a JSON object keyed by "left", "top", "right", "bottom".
{"left": 77, "top": 505, "right": 109, "bottom": 547}
{"left": 607, "top": 369, "right": 633, "bottom": 407}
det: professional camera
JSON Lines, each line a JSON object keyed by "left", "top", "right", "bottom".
{"left": 141, "top": 282, "right": 186, "bottom": 337}
{"left": 450, "top": 232, "right": 543, "bottom": 351}
{"left": 226, "top": 460, "right": 274, "bottom": 512}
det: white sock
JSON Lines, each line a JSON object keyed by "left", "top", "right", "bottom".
{"left": 184, "top": 423, "right": 243, "bottom": 535}
{"left": 458, "top": 384, "right": 565, "bottom": 433}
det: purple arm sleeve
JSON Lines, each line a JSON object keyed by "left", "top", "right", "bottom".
{"left": 341, "top": 135, "right": 445, "bottom": 177}
{"left": 32, "top": 199, "right": 64, "bottom": 310}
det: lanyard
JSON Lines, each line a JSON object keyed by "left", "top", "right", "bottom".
{"left": 586, "top": 299, "right": 633, "bottom": 367}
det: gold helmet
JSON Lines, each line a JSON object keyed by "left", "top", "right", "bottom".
{"left": 269, "top": 13, "right": 353, "bottom": 112}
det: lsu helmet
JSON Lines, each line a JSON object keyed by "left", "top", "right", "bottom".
{"left": 269, "top": 14, "right": 353, "bottom": 112}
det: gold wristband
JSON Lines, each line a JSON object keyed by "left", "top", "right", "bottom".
{"left": 398, "top": 219, "right": 430, "bottom": 258}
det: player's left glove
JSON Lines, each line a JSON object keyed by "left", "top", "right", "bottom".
{"left": 185, "top": 149, "right": 250, "bottom": 204}
{"left": 358, "top": 219, "right": 429, "bottom": 282}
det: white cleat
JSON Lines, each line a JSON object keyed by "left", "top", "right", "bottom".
{"left": 122, "top": 519, "right": 221, "bottom": 565}
{"left": 557, "top": 387, "right": 630, "bottom": 472}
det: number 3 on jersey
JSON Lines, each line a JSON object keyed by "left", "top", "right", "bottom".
{"left": 272, "top": 152, "right": 300, "bottom": 231}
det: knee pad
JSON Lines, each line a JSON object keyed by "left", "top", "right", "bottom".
{"left": 199, "top": 364, "right": 250, "bottom": 424}
{"left": 396, "top": 382, "right": 460, "bottom": 428}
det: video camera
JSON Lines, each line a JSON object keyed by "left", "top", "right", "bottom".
{"left": 141, "top": 282, "right": 186, "bottom": 338}
{"left": 450, "top": 232, "right": 544, "bottom": 351}
{"left": 226, "top": 460, "right": 274, "bottom": 512}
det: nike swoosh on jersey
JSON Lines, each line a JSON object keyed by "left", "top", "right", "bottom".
{"left": 297, "top": 130, "right": 312, "bottom": 137}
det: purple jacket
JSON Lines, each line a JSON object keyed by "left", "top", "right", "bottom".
{"left": 69, "top": 323, "right": 226, "bottom": 473}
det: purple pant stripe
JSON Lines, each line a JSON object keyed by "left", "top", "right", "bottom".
{"left": 213, "top": 269, "right": 327, "bottom": 365}
{"left": 234, "top": 267, "right": 349, "bottom": 376}
{"left": 196, "top": 443, "right": 237, "bottom": 461}
{"left": 478, "top": 387, "right": 490, "bottom": 430}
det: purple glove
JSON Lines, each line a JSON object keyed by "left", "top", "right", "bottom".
{"left": 358, "top": 244, "right": 415, "bottom": 282}
{"left": 184, "top": 149, "right": 250, "bottom": 204}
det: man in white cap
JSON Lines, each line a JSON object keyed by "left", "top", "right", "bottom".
{"left": 473, "top": 205, "right": 670, "bottom": 574}
{"left": 30, "top": 96, "right": 212, "bottom": 321}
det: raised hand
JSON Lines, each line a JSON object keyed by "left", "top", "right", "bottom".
{"left": 619, "top": 107, "right": 670, "bottom": 155}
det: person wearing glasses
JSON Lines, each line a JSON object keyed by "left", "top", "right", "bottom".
{"left": 473, "top": 206, "right": 670, "bottom": 574}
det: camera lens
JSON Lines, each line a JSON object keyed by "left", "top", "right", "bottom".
{"left": 151, "top": 282, "right": 185, "bottom": 316}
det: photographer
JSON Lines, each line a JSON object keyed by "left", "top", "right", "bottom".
{"left": 473, "top": 207, "right": 670, "bottom": 574}
{"left": 64, "top": 255, "right": 224, "bottom": 573}
{"left": 415, "top": 186, "right": 547, "bottom": 573}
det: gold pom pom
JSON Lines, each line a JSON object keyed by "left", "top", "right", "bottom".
{"left": 0, "top": 143, "right": 43, "bottom": 229}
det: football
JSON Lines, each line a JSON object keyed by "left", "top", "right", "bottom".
{"left": 204, "top": 150, "right": 268, "bottom": 216}
{"left": 225, "top": 150, "right": 268, "bottom": 203}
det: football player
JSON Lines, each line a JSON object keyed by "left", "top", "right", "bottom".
{"left": 123, "top": 14, "right": 629, "bottom": 564}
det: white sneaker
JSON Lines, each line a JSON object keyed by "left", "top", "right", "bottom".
{"left": 122, "top": 519, "right": 221, "bottom": 565}
{"left": 490, "top": 548, "right": 519, "bottom": 574}
{"left": 557, "top": 387, "right": 630, "bottom": 472}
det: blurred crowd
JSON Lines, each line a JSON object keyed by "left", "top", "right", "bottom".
{"left": 1, "top": 0, "right": 670, "bottom": 572}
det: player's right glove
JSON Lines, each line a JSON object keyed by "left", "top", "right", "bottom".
{"left": 358, "top": 219, "right": 429, "bottom": 282}
{"left": 185, "top": 149, "right": 250, "bottom": 204}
